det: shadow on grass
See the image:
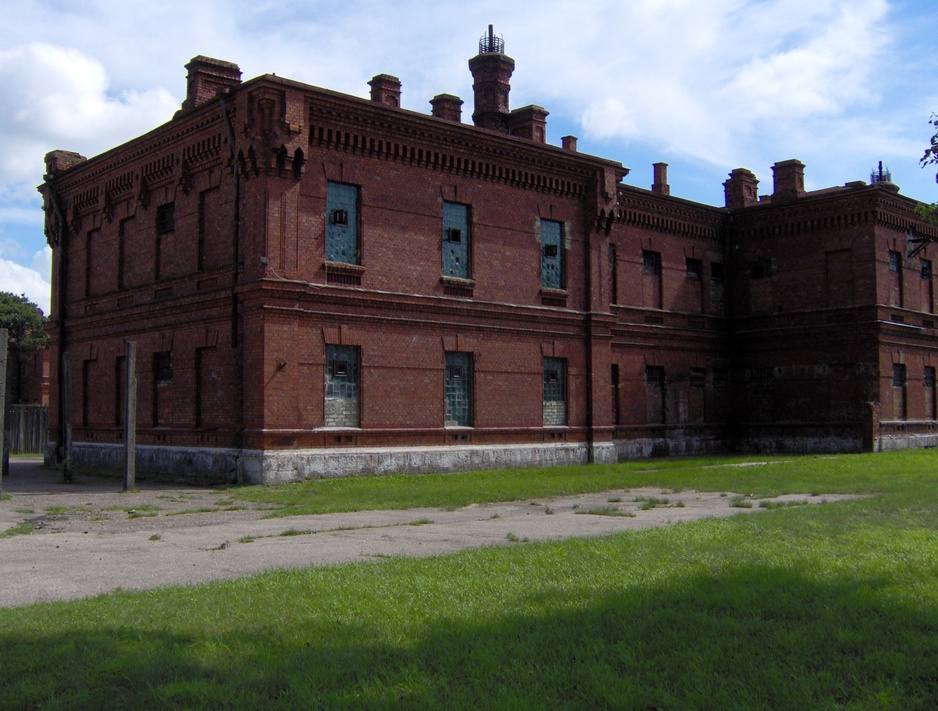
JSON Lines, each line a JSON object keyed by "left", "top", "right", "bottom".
{"left": 2, "top": 563, "right": 937, "bottom": 709}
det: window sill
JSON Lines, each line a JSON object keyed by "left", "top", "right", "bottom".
{"left": 323, "top": 261, "right": 364, "bottom": 275}
{"left": 324, "top": 261, "right": 364, "bottom": 286}
{"left": 440, "top": 276, "right": 475, "bottom": 288}
{"left": 539, "top": 287, "right": 567, "bottom": 307}
{"left": 441, "top": 276, "right": 475, "bottom": 298}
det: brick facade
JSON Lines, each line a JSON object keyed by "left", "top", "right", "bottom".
{"left": 38, "top": 31, "right": 938, "bottom": 482}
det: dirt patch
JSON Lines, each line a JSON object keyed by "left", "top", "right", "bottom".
{"left": 0, "top": 459, "right": 863, "bottom": 608}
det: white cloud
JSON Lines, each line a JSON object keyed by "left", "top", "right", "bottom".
{"left": 0, "top": 43, "right": 179, "bottom": 186}
{"left": 0, "top": 254, "right": 51, "bottom": 315}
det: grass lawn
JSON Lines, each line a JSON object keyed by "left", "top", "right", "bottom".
{"left": 1, "top": 450, "right": 937, "bottom": 708}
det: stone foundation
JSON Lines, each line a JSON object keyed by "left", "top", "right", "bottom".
{"left": 50, "top": 440, "right": 598, "bottom": 484}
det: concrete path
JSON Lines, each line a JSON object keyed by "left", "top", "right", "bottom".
{"left": 0, "top": 458, "right": 856, "bottom": 608}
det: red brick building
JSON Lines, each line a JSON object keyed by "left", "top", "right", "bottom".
{"left": 39, "top": 31, "right": 938, "bottom": 482}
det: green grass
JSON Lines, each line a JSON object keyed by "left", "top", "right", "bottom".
{"left": 577, "top": 506, "right": 635, "bottom": 517}
{"left": 0, "top": 522, "right": 34, "bottom": 539}
{"left": 1, "top": 450, "right": 938, "bottom": 708}
{"left": 228, "top": 450, "right": 918, "bottom": 517}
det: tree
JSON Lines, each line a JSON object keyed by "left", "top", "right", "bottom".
{"left": 0, "top": 292, "right": 48, "bottom": 353}
{"left": 919, "top": 114, "right": 938, "bottom": 223}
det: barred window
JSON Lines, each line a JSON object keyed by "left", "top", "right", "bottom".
{"left": 643, "top": 250, "right": 661, "bottom": 276}
{"left": 153, "top": 351, "right": 173, "bottom": 382}
{"left": 646, "top": 365, "right": 664, "bottom": 387}
{"left": 156, "top": 203, "right": 175, "bottom": 235}
{"left": 686, "top": 258, "right": 703, "bottom": 281}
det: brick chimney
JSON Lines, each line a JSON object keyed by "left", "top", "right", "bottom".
{"left": 772, "top": 159, "right": 806, "bottom": 203}
{"left": 652, "top": 162, "right": 670, "bottom": 195}
{"left": 369, "top": 74, "right": 402, "bottom": 108}
{"left": 724, "top": 168, "right": 760, "bottom": 208}
{"left": 181, "top": 56, "right": 242, "bottom": 113}
{"left": 44, "top": 150, "right": 87, "bottom": 179}
{"left": 562, "top": 136, "right": 578, "bottom": 152}
{"left": 468, "top": 24, "right": 515, "bottom": 132}
{"left": 507, "top": 105, "right": 548, "bottom": 143}
{"left": 430, "top": 94, "right": 463, "bottom": 122}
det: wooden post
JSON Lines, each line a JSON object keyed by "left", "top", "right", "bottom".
{"left": 0, "top": 328, "right": 8, "bottom": 494}
{"left": 123, "top": 341, "right": 136, "bottom": 491}
{"left": 61, "top": 351, "right": 72, "bottom": 482}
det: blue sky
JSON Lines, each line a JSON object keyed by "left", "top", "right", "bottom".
{"left": 2, "top": 0, "right": 937, "bottom": 315}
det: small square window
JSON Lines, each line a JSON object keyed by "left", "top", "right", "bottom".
{"left": 686, "top": 258, "right": 702, "bottom": 281}
{"left": 544, "top": 244, "right": 558, "bottom": 258}
{"left": 749, "top": 261, "right": 772, "bottom": 279}
{"left": 889, "top": 251, "right": 902, "bottom": 272}
{"left": 331, "top": 209, "right": 349, "bottom": 226}
{"left": 153, "top": 351, "right": 173, "bottom": 382}
{"left": 449, "top": 365, "right": 463, "bottom": 381}
{"left": 752, "top": 368, "right": 774, "bottom": 388}
{"left": 892, "top": 364, "right": 906, "bottom": 387}
{"left": 545, "top": 369, "right": 559, "bottom": 384}
{"left": 332, "top": 360, "right": 349, "bottom": 378}
{"left": 643, "top": 251, "right": 661, "bottom": 276}
{"left": 711, "top": 262, "right": 725, "bottom": 283}
{"left": 156, "top": 204, "right": 175, "bottom": 235}
{"left": 446, "top": 228, "right": 462, "bottom": 244}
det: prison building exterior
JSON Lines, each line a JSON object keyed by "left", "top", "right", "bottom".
{"left": 39, "top": 31, "right": 938, "bottom": 483}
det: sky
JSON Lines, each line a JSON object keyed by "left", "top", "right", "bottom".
{"left": 2, "top": 0, "right": 938, "bottom": 316}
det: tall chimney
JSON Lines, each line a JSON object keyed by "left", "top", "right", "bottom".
{"left": 652, "top": 163, "right": 670, "bottom": 195}
{"left": 468, "top": 25, "right": 515, "bottom": 132}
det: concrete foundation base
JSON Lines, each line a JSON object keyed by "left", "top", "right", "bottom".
{"left": 53, "top": 441, "right": 595, "bottom": 484}
{"left": 239, "top": 441, "right": 593, "bottom": 484}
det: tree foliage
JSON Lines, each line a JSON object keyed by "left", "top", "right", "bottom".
{"left": 0, "top": 292, "right": 48, "bottom": 352}
{"left": 918, "top": 114, "right": 938, "bottom": 223}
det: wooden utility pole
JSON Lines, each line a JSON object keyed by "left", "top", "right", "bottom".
{"left": 0, "top": 328, "right": 8, "bottom": 495}
{"left": 123, "top": 342, "right": 136, "bottom": 491}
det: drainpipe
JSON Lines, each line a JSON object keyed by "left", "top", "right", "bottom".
{"left": 218, "top": 89, "right": 244, "bottom": 481}
{"left": 48, "top": 188, "right": 69, "bottom": 471}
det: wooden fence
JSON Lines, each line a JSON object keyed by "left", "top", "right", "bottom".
{"left": 6, "top": 404, "right": 47, "bottom": 454}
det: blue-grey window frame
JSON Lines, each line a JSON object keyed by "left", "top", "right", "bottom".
{"left": 325, "top": 181, "right": 360, "bottom": 265}
{"left": 540, "top": 219, "right": 564, "bottom": 289}
{"left": 443, "top": 202, "right": 471, "bottom": 279}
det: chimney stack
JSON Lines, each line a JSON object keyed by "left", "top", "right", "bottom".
{"left": 430, "top": 93, "right": 463, "bottom": 122}
{"left": 181, "top": 56, "right": 242, "bottom": 113}
{"left": 368, "top": 74, "right": 402, "bottom": 108}
{"left": 723, "top": 168, "right": 760, "bottom": 209}
{"left": 652, "top": 162, "right": 670, "bottom": 195}
{"left": 772, "top": 159, "right": 806, "bottom": 203}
